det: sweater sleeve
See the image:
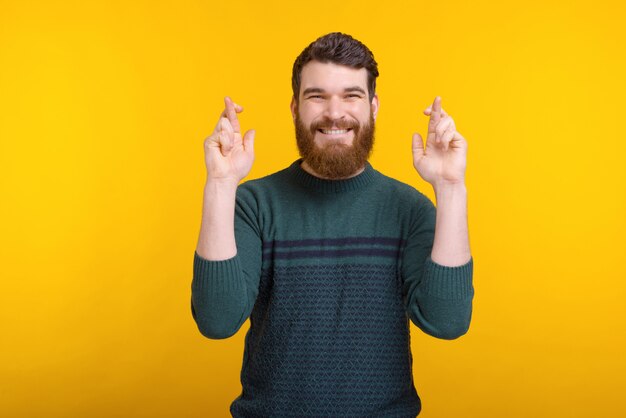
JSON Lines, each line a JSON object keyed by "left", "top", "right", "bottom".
{"left": 191, "top": 185, "right": 263, "bottom": 340}
{"left": 401, "top": 194, "right": 474, "bottom": 340}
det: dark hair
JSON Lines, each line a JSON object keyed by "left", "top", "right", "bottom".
{"left": 291, "top": 32, "right": 379, "bottom": 103}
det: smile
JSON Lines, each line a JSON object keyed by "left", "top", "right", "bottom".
{"left": 318, "top": 129, "right": 352, "bottom": 135}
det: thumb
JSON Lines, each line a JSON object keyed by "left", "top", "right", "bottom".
{"left": 243, "top": 129, "right": 255, "bottom": 154}
{"left": 412, "top": 132, "right": 424, "bottom": 160}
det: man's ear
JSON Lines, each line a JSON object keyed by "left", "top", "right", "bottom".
{"left": 371, "top": 94, "right": 379, "bottom": 120}
{"left": 290, "top": 96, "right": 297, "bottom": 121}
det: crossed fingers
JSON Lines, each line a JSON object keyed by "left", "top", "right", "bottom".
{"left": 220, "top": 96, "right": 242, "bottom": 133}
{"left": 424, "top": 96, "right": 458, "bottom": 152}
{"left": 214, "top": 97, "right": 244, "bottom": 154}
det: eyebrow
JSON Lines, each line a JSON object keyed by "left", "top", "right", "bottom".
{"left": 302, "top": 86, "right": 367, "bottom": 96}
{"left": 344, "top": 86, "right": 367, "bottom": 95}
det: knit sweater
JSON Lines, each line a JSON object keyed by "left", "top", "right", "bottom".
{"left": 191, "top": 158, "right": 474, "bottom": 418}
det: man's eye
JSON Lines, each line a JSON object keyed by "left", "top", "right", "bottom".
{"left": 346, "top": 94, "right": 362, "bottom": 98}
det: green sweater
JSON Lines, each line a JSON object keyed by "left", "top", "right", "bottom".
{"left": 192, "top": 158, "right": 474, "bottom": 418}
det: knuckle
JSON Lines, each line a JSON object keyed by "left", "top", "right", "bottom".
{"left": 219, "top": 135, "right": 227, "bottom": 146}
{"left": 204, "top": 135, "right": 215, "bottom": 146}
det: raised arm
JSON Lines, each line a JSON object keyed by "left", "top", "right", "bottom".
{"left": 192, "top": 97, "right": 260, "bottom": 340}
{"left": 412, "top": 95, "right": 471, "bottom": 265}
{"left": 196, "top": 96, "right": 255, "bottom": 260}
{"left": 404, "top": 96, "right": 474, "bottom": 339}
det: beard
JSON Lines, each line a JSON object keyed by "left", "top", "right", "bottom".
{"left": 294, "top": 109, "right": 375, "bottom": 179}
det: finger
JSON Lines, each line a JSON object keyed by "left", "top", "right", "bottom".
{"left": 218, "top": 131, "right": 233, "bottom": 157}
{"left": 441, "top": 125, "right": 456, "bottom": 152}
{"left": 427, "top": 96, "right": 443, "bottom": 132}
{"left": 218, "top": 118, "right": 234, "bottom": 156}
{"left": 219, "top": 104, "right": 243, "bottom": 118}
{"left": 216, "top": 102, "right": 243, "bottom": 136}
{"left": 431, "top": 96, "right": 442, "bottom": 119}
{"left": 424, "top": 106, "right": 448, "bottom": 117}
{"left": 453, "top": 131, "right": 468, "bottom": 151}
{"left": 224, "top": 96, "right": 241, "bottom": 133}
{"left": 243, "top": 129, "right": 256, "bottom": 154}
{"left": 213, "top": 113, "right": 233, "bottom": 137}
{"left": 218, "top": 101, "right": 242, "bottom": 115}
{"left": 412, "top": 132, "right": 425, "bottom": 161}
{"left": 432, "top": 95, "right": 442, "bottom": 114}
{"left": 221, "top": 116, "right": 235, "bottom": 136}
{"left": 435, "top": 116, "right": 453, "bottom": 144}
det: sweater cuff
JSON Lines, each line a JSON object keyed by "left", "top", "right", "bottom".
{"left": 421, "top": 256, "right": 474, "bottom": 300}
{"left": 192, "top": 251, "right": 245, "bottom": 294}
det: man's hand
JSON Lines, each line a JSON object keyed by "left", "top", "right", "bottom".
{"left": 204, "top": 96, "right": 255, "bottom": 183}
{"left": 411, "top": 96, "right": 467, "bottom": 188}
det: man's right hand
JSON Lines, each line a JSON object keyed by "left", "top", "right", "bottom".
{"left": 204, "top": 96, "right": 255, "bottom": 183}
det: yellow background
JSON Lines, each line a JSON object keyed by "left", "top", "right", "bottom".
{"left": 1, "top": 0, "right": 625, "bottom": 416}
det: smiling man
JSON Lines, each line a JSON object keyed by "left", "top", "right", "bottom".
{"left": 293, "top": 60, "right": 377, "bottom": 179}
{"left": 192, "top": 32, "right": 474, "bottom": 417}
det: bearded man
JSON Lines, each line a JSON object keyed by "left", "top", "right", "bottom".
{"left": 192, "top": 32, "right": 474, "bottom": 418}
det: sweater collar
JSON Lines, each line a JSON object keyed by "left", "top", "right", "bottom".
{"left": 288, "top": 158, "right": 378, "bottom": 193}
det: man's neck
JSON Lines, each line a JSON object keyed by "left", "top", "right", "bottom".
{"left": 300, "top": 160, "right": 365, "bottom": 180}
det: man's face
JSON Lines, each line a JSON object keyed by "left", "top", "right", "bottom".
{"left": 291, "top": 61, "right": 379, "bottom": 179}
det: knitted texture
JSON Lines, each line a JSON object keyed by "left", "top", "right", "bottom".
{"left": 191, "top": 159, "right": 474, "bottom": 418}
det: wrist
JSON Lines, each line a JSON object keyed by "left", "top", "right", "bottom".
{"left": 205, "top": 176, "right": 239, "bottom": 187}
{"left": 205, "top": 177, "right": 239, "bottom": 194}
{"left": 433, "top": 181, "right": 466, "bottom": 195}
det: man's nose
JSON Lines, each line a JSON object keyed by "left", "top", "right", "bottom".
{"left": 323, "top": 96, "right": 345, "bottom": 121}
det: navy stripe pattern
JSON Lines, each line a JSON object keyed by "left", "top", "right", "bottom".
{"left": 262, "top": 237, "right": 407, "bottom": 263}
{"left": 262, "top": 237, "right": 406, "bottom": 249}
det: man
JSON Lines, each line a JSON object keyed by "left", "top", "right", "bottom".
{"left": 192, "top": 32, "right": 473, "bottom": 417}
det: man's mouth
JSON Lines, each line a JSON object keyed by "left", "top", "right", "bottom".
{"left": 317, "top": 128, "right": 352, "bottom": 135}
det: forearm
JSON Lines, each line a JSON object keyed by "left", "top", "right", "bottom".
{"left": 195, "top": 179, "right": 238, "bottom": 260}
{"left": 192, "top": 180, "right": 248, "bottom": 340}
{"left": 431, "top": 183, "right": 471, "bottom": 266}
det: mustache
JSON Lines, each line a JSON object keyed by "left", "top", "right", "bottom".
{"left": 309, "top": 118, "right": 360, "bottom": 133}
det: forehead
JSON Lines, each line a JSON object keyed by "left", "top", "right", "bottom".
{"left": 300, "top": 61, "right": 368, "bottom": 94}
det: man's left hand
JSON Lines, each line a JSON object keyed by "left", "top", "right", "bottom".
{"left": 412, "top": 96, "right": 468, "bottom": 188}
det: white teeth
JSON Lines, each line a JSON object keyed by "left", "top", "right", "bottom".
{"left": 320, "top": 129, "right": 348, "bottom": 135}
